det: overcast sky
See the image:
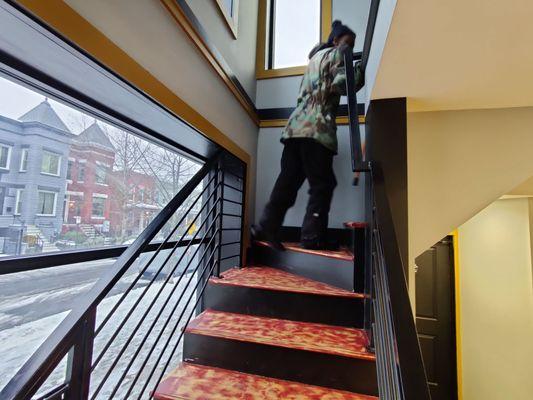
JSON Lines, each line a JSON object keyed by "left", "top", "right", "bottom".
{"left": 0, "top": 75, "right": 106, "bottom": 135}
{"left": 274, "top": 0, "right": 320, "bottom": 69}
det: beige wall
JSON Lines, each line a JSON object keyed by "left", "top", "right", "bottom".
{"left": 408, "top": 106, "right": 533, "bottom": 298}
{"left": 64, "top": 0, "right": 259, "bottom": 222}
{"left": 185, "top": 0, "right": 258, "bottom": 100}
{"left": 458, "top": 198, "right": 533, "bottom": 400}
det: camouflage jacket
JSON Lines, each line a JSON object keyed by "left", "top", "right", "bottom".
{"left": 281, "top": 46, "right": 364, "bottom": 154}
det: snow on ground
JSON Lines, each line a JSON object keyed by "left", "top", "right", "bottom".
{"left": 0, "top": 271, "right": 200, "bottom": 399}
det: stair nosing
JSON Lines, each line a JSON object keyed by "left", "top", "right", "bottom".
{"left": 255, "top": 241, "right": 355, "bottom": 261}
{"left": 210, "top": 266, "right": 365, "bottom": 299}
{"left": 156, "top": 362, "right": 378, "bottom": 400}
{"left": 185, "top": 310, "right": 376, "bottom": 362}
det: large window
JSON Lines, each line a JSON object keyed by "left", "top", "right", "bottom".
{"left": 41, "top": 151, "right": 61, "bottom": 176}
{"left": 0, "top": 74, "right": 200, "bottom": 257}
{"left": 271, "top": 0, "right": 321, "bottom": 69}
{"left": 0, "top": 144, "right": 11, "bottom": 170}
{"left": 37, "top": 191, "right": 57, "bottom": 216}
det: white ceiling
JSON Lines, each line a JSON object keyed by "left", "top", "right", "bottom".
{"left": 371, "top": 0, "right": 533, "bottom": 112}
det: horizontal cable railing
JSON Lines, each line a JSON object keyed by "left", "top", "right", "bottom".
{"left": 0, "top": 150, "right": 247, "bottom": 400}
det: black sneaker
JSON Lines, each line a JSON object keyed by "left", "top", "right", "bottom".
{"left": 251, "top": 225, "right": 285, "bottom": 251}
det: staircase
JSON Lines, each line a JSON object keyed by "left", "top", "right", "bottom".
{"left": 79, "top": 223, "right": 98, "bottom": 239}
{"left": 154, "top": 224, "right": 378, "bottom": 399}
{"left": 25, "top": 225, "right": 60, "bottom": 253}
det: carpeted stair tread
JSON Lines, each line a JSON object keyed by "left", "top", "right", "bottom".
{"left": 154, "top": 362, "right": 378, "bottom": 400}
{"left": 344, "top": 221, "right": 368, "bottom": 229}
{"left": 210, "top": 266, "right": 364, "bottom": 298}
{"left": 255, "top": 241, "right": 354, "bottom": 261}
{"left": 186, "top": 310, "right": 375, "bottom": 360}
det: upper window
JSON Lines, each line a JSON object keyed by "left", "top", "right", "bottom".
{"left": 95, "top": 164, "right": 107, "bottom": 185}
{"left": 78, "top": 162, "right": 86, "bottom": 183}
{"left": 0, "top": 144, "right": 12, "bottom": 170}
{"left": 41, "top": 151, "right": 61, "bottom": 176}
{"left": 20, "top": 148, "right": 28, "bottom": 172}
{"left": 66, "top": 159, "right": 73, "bottom": 180}
{"left": 271, "top": 0, "right": 321, "bottom": 69}
{"left": 257, "top": 0, "right": 326, "bottom": 78}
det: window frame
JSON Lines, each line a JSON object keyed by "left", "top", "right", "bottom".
{"left": 91, "top": 194, "right": 107, "bottom": 219}
{"left": 66, "top": 158, "right": 74, "bottom": 181}
{"left": 256, "top": 0, "right": 331, "bottom": 79}
{"left": 40, "top": 151, "right": 62, "bottom": 177}
{"left": 94, "top": 163, "right": 108, "bottom": 186}
{"left": 0, "top": 143, "right": 12, "bottom": 170}
{"left": 77, "top": 160, "right": 86, "bottom": 183}
{"left": 214, "top": 0, "right": 240, "bottom": 39}
{"left": 19, "top": 148, "right": 29, "bottom": 172}
{"left": 14, "top": 188, "right": 23, "bottom": 215}
{"left": 37, "top": 190, "right": 58, "bottom": 216}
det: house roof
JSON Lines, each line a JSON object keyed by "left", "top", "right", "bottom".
{"left": 76, "top": 121, "right": 115, "bottom": 151}
{"left": 18, "top": 99, "right": 70, "bottom": 132}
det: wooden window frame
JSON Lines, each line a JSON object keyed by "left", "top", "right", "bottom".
{"left": 215, "top": 0, "right": 240, "bottom": 39}
{"left": 256, "top": 0, "right": 331, "bottom": 80}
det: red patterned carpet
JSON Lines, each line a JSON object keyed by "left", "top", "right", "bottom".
{"left": 211, "top": 266, "right": 364, "bottom": 298}
{"left": 255, "top": 241, "right": 354, "bottom": 261}
{"left": 186, "top": 310, "right": 374, "bottom": 360}
{"left": 344, "top": 221, "right": 368, "bottom": 229}
{"left": 155, "top": 362, "right": 378, "bottom": 400}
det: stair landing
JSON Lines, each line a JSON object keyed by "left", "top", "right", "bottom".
{"left": 155, "top": 362, "right": 377, "bottom": 400}
{"left": 211, "top": 266, "right": 364, "bottom": 298}
{"left": 186, "top": 310, "right": 374, "bottom": 360}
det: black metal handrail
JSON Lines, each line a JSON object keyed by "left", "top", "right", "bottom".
{"left": 0, "top": 150, "right": 247, "bottom": 400}
{"left": 341, "top": 1, "right": 430, "bottom": 395}
{"left": 367, "top": 163, "right": 431, "bottom": 400}
{"left": 343, "top": 46, "right": 364, "bottom": 174}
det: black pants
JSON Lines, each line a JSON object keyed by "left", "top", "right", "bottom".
{"left": 259, "top": 138, "right": 337, "bottom": 243}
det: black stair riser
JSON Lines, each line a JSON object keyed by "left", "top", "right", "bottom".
{"left": 184, "top": 333, "right": 378, "bottom": 396}
{"left": 204, "top": 283, "right": 364, "bottom": 328}
{"left": 250, "top": 245, "right": 355, "bottom": 291}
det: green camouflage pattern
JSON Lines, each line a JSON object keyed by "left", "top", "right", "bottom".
{"left": 281, "top": 46, "right": 364, "bottom": 154}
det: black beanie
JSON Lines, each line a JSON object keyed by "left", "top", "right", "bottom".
{"left": 308, "top": 20, "right": 356, "bottom": 59}
{"left": 327, "top": 20, "right": 356, "bottom": 46}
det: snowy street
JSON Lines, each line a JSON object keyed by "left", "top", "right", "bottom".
{"left": 0, "top": 258, "right": 199, "bottom": 398}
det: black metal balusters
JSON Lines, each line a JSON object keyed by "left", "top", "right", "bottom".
{"left": 0, "top": 151, "right": 247, "bottom": 400}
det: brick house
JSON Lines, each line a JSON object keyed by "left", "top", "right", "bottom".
{"left": 64, "top": 122, "right": 115, "bottom": 237}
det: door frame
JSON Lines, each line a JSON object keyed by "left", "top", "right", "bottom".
{"left": 451, "top": 229, "right": 463, "bottom": 400}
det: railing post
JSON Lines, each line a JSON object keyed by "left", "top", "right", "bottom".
{"left": 66, "top": 308, "right": 96, "bottom": 399}
{"left": 216, "top": 157, "right": 225, "bottom": 278}
{"left": 238, "top": 160, "right": 247, "bottom": 268}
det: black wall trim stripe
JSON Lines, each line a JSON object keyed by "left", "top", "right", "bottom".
{"left": 258, "top": 104, "right": 365, "bottom": 120}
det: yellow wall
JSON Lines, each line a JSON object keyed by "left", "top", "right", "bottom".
{"left": 408, "top": 106, "right": 533, "bottom": 300}
{"left": 458, "top": 198, "right": 533, "bottom": 400}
